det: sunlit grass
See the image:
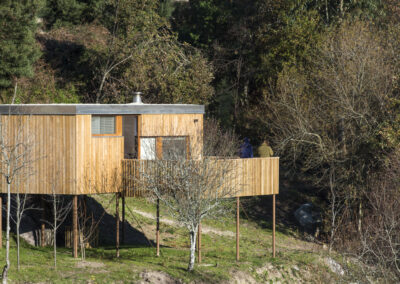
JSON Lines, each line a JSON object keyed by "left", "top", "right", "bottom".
{"left": 0, "top": 196, "right": 345, "bottom": 283}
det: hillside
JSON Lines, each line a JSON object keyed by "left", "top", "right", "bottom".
{"left": 0, "top": 193, "right": 375, "bottom": 283}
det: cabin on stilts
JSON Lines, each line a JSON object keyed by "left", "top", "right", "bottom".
{"left": 0, "top": 101, "right": 279, "bottom": 259}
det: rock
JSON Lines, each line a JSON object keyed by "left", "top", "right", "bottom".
{"left": 324, "top": 257, "right": 345, "bottom": 276}
{"left": 294, "top": 203, "right": 322, "bottom": 232}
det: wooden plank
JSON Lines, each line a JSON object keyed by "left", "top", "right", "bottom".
{"left": 122, "top": 157, "right": 279, "bottom": 198}
{"left": 140, "top": 114, "right": 203, "bottom": 159}
{"left": 0, "top": 115, "right": 76, "bottom": 195}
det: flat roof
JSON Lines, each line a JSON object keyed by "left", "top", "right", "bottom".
{"left": 0, "top": 104, "right": 205, "bottom": 115}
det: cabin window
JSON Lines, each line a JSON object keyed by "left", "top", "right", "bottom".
{"left": 162, "top": 137, "right": 187, "bottom": 160}
{"left": 92, "top": 116, "right": 115, "bottom": 135}
{"left": 123, "top": 116, "right": 138, "bottom": 158}
{"left": 140, "top": 137, "right": 156, "bottom": 160}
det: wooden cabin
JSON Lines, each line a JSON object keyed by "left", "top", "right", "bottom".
{"left": 0, "top": 103, "right": 279, "bottom": 258}
{"left": 0, "top": 103, "right": 278, "bottom": 197}
{"left": 0, "top": 104, "right": 203, "bottom": 195}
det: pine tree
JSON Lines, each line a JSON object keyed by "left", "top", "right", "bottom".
{"left": 0, "top": 0, "right": 41, "bottom": 88}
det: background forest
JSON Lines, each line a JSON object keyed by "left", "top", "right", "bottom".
{"left": 1, "top": 0, "right": 400, "bottom": 280}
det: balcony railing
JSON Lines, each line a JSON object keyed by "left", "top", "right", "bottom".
{"left": 122, "top": 157, "right": 279, "bottom": 198}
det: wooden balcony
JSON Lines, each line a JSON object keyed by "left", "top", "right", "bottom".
{"left": 122, "top": 157, "right": 279, "bottom": 198}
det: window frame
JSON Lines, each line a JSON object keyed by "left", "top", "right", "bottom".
{"left": 138, "top": 136, "right": 190, "bottom": 160}
{"left": 161, "top": 136, "right": 189, "bottom": 160}
{"left": 91, "top": 115, "right": 122, "bottom": 137}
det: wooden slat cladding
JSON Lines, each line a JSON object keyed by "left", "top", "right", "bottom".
{"left": 0, "top": 115, "right": 76, "bottom": 194}
{"left": 0, "top": 114, "right": 124, "bottom": 195}
{"left": 122, "top": 157, "right": 279, "bottom": 198}
{"left": 140, "top": 114, "right": 203, "bottom": 159}
{"left": 76, "top": 115, "right": 124, "bottom": 194}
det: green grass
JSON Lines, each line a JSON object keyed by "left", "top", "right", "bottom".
{"left": 0, "top": 195, "right": 362, "bottom": 283}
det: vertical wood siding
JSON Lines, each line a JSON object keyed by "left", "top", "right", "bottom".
{"left": 76, "top": 115, "right": 124, "bottom": 194}
{"left": 122, "top": 157, "right": 279, "bottom": 198}
{"left": 0, "top": 115, "right": 76, "bottom": 194}
{"left": 140, "top": 114, "right": 203, "bottom": 159}
{"left": 0, "top": 113, "right": 202, "bottom": 195}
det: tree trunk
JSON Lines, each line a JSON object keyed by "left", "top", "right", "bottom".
{"left": 272, "top": 194, "right": 276, "bottom": 258}
{"left": 156, "top": 198, "right": 160, "bottom": 257}
{"left": 358, "top": 200, "right": 362, "bottom": 235}
{"left": 53, "top": 195, "right": 57, "bottom": 269}
{"left": 73, "top": 195, "right": 78, "bottom": 258}
{"left": 41, "top": 197, "right": 45, "bottom": 247}
{"left": 16, "top": 194, "right": 20, "bottom": 270}
{"left": 325, "top": 0, "right": 329, "bottom": 23}
{"left": 2, "top": 181, "right": 11, "bottom": 284}
{"left": 121, "top": 195, "right": 125, "bottom": 245}
{"left": 329, "top": 167, "right": 336, "bottom": 253}
{"left": 339, "top": 0, "right": 344, "bottom": 18}
{"left": 0, "top": 195, "right": 2, "bottom": 248}
{"left": 188, "top": 228, "right": 198, "bottom": 271}
{"left": 116, "top": 193, "right": 120, "bottom": 258}
{"left": 197, "top": 222, "right": 202, "bottom": 263}
{"left": 236, "top": 196, "right": 240, "bottom": 261}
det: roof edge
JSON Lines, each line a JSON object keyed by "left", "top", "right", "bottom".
{"left": 0, "top": 104, "right": 205, "bottom": 115}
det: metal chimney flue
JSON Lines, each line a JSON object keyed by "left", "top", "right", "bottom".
{"left": 132, "top": 92, "right": 143, "bottom": 104}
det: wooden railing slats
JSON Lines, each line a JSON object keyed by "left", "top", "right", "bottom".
{"left": 122, "top": 157, "right": 279, "bottom": 198}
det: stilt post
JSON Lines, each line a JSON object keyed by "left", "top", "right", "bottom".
{"left": 116, "top": 193, "right": 120, "bottom": 258}
{"left": 0, "top": 195, "right": 2, "bottom": 248}
{"left": 197, "top": 222, "right": 202, "bottom": 263}
{"left": 272, "top": 194, "right": 276, "bottom": 258}
{"left": 236, "top": 196, "right": 240, "bottom": 261}
{"left": 73, "top": 195, "right": 78, "bottom": 258}
{"left": 156, "top": 198, "right": 160, "bottom": 257}
{"left": 121, "top": 194, "right": 125, "bottom": 245}
{"left": 41, "top": 197, "right": 45, "bottom": 247}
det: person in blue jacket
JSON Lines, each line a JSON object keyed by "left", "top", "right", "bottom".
{"left": 239, "top": 137, "right": 253, "bottom": 158}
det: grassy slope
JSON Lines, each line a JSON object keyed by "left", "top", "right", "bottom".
{"left": 0, "top": 195, "right": 366, "bottom": 283}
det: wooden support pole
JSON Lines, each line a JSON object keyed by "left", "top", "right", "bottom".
{"left": 116, "top": 193, "right": 120, "bottom": 258}
{"left": 236, "top": 196, "right": 240, "bottom": 261}
{"left": 41, "top": 197, "right": 45, "bottom": 247}
{"left": 73, "top": 195, "right": 78, "bottom": 258}
{"left": 272, "top": 194, "right": 276, "bottom": 258}
{"left": 197, "top": 222, "right": 202, "bottom": 263}
{"left": 121, "top": 194, "right": 125, "bottom": 245}
{"left": 0, "top": 195, "right": 2, "bottom": 248}
{"left": 156, "top": 198, "right": 160, "bottom": 257}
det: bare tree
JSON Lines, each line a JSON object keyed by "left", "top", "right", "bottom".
{"left": 77, "top": 197, "right": 98, "bottom": 260}
{"left": 94, "top": 0, "right": 159, "bottom": 103}
{"left": 10, "top": 191, "right": 38, "bottom": 271}
{"left": 134, "top": 119, "right": 240, "bottom": 271}
{"left": 43, "top": 189, "right": 72, "bottom": 268}
{"left": 49, "top": 194, "right": 71, "bottom": 269}
{"left": 77, "top": 165, "right": 120, "bottom": 260}
{"left": 359, "top": 151, "right": 400, "bottom": 281}
{"left": 0, "top": 101, "right": 36, "bottom": 283}
{"left": 263, "top": 21, "right": 396, "bottom": 250}
{"left": 76, "top": 195, "right": 117, "bottom": 260}
{"left": 40, "top": 164, "right": 73, "bottom": 268}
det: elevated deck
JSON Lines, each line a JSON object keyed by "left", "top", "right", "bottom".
{"left": 122, "top": 157, "right": 279, "bottom": 198}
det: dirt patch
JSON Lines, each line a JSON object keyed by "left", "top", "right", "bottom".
{"left": 224, "top": 270, "right": 257, "bottom": 284}
{"left": 75, "top": 260, "right": 108, "bottom": 274}
{"left": 76, "top": 261, "right": 105, "bottom": 269}
{"left": 201, "top": 226, "right": 234, "bottom": 237}
{"left": 139, "top": 270, "right": 182, "bottom": 284}
{"left": 255, "top": 263, "right": 313, "bottom": 283}
{"left": 132, "top": 209, "right": 235, "bottom": 237}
